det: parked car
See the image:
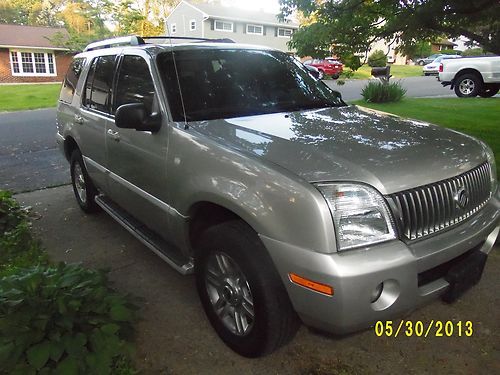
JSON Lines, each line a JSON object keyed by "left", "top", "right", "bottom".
{"left": 303, "top": 58, "right": 343, "bottom": 79}
{"left": 416, "top": 53, "right": 444, "bottom": 66}
{"left": 57, "top": 36, "right": 499, "bottom": 358}
{"left": 439, "top": 56, "right": 500, "bottom": 97}
{"left": 423, "top": 55, "right": 461, "bottom": 75}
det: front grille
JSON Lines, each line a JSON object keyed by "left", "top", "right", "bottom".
{"left": 390, "top": 162, "right": 492, "bottom": 240}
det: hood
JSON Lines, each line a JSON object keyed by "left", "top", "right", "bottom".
{"left": 191, "top": 106, "right": 486, "bottom": 195}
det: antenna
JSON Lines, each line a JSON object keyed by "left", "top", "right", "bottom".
{"left": 165, "top": 22, "right": 189, "bottom": 130}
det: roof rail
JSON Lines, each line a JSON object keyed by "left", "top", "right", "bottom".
{"left": 143, "top": 36, "right": 235, "bottom": 44}
{"left": 84, "top": 36, "right": 146, "bottom": 52}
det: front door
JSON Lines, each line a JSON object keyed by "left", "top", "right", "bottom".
{"left": 105, "top": 53, "right": 170, "bottom": 235}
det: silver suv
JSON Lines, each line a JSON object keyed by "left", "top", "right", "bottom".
{"left": 57, "top": 36, "right": 499, "bottom": 357}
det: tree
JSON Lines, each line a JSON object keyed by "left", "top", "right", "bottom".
{"left": 279, "top": 0, "right": 500, "bottom": 68}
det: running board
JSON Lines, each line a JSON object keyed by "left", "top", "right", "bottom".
{"left": 95, "top": 195, "right": 194, "bottom": 275}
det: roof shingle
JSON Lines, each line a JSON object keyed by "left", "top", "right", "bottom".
{"left": 0, "top": 24, "right": 69, "bottom": 49}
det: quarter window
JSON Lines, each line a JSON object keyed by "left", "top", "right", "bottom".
{"left": 215, "top": 20, "right": 233, "bottom": 32}
{"left": 9, "top": 50, "right": 57, "bottom": 76}
{"left": 246, "top": 24, "right": 263, "bottom": 35}
{"left": 60, "top": 57, "right": 86, "bottom": 104}
{"left": 114, "top": 55, "right": 156, "bottom": 115}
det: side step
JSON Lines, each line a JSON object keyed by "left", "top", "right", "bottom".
{"left": 95, "top": 195, "right": 194, "bottom": 275}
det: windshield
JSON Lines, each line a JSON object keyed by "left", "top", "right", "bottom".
{"left": 157, "top": 48, "right": 346, "bottom": 122}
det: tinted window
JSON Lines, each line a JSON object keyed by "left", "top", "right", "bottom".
{"left": 83, "top": 58, "right": 97, "bottom": 108}
{"left": 114, "top": 55, "right": 156, "bottom": 115}
{"left": 83, "top": 55, "right": 116, "bottom": 113}
{"left": 60, "top": 57, "right": 85, "bottom": 103}
{"left": 157, "top": 49, "right": 345, "bottom": 122}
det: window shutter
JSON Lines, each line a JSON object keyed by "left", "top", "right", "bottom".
{"left": 263, "top": 26, "right": 266, "bottom": 36}
{"left": 211, "top": 19, "right": 214, "bottom": 30}
{"left": 233, "top": 23, "right": 236, "bottom": 33}
{"left": 275, "top": 28, "right": 278, "bottom": 37}
{"left": 243, "top": 24, "right": 246, "bottom": 34}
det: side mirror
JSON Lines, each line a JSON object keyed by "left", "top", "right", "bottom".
{"left": 115, "top": 103, "right": 161, "bottom": 132}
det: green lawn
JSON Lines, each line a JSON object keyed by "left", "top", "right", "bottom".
{"left": 0, "top": 83, "right": 61, "bottom": 112}
{"left": 352, "top": 98, "right": 500, "bottom": 174}
{"left": 344, "top": 64, "right": 423, "bottom": 80}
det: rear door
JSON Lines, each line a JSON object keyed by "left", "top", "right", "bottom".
{"left": 105, "top": 52, "right": 170, "bottom": 235}
{"left": 78, "top": 54, "right": 117, "bottom": 192}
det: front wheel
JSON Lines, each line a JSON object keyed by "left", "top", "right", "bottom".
{"left": 418, "top": 60, "right": 425, "bottom": 66}
{"left": 478, "top": 84, "right": 499, "bottom": 98}
{"left": 195, "top": 221, "right": 300, "bottom": 357}
{"left": 70, "top": 149, "right": 99, "bottom": 213}
{"left": 454, "top": 74, "right": 481, "bottom": 97}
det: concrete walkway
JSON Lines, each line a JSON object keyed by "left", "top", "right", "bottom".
{"left": 16, "top": 185, "right": 500, "bottom": 374}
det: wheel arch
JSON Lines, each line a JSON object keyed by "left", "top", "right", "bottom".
{"left": 64, "top": 136, "right": 80, "bottom": 161}
{"left": 187, "top": 200, "right": 258, "bottom": 254}
{"left": 452, "top": 68, "right": 484, "bottom": 87}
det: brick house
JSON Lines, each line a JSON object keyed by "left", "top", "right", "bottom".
{"left": 0, "top": 24, "right": 73, "bottom": 84}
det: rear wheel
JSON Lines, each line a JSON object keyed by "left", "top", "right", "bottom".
{"left": 195, "top": 221, "right": 300, "bottom": 357}
{"left": 478, "top": 84, "right": 499, "bottom": 98}
{"left": 454, "top": 74, "right": 481, "bottom": 97}
{"left": 418, "top": 60, "right": 425, "bottom": 66}
{"left": 70, "top": 149, "right": 99, "bottom": 213}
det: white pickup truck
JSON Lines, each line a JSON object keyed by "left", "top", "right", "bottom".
{"left": 439, "top": 56, "right": 500, "bottom": 97}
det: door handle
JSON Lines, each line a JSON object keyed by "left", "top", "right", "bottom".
{"left": 107, "top": 129, "right": 121, "bottom": 142}
{"left": 74, "top": 115, "right": 84, "bottom": 124}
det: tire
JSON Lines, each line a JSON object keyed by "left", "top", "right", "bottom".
{"left": 331, "top": 73, "right": 340, "bottom": 79}
{"left": 317, "top": 70, "right": 324, "bottom": 80}
{"left": 424, "top": 73, "right": 429, "bottom": 76}
{"left": 454, "top": 74, "right": 482, "bottom": 97}
{"left": 478, "top": 84, "right": 499, "bottom": 98}
{"left": 70, "top": 149, "right": 99, "bottom": 213}
{"left": 418, "top": 60, "right": 425, "bottom": 66}
{"left": 195, "top": 221, "right": 300, "bottom": 357}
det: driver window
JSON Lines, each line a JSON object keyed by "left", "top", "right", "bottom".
{"left": 114, "top": 55, "right": 156, "bottom": 115}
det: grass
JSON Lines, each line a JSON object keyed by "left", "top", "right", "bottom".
{"left": 344, "top": 64, "right": 423, "bottom": 80}
{"left": 352, "top": 97, "right": 500, "bottom": 174}
{"left": 0, "top": 83, "right": 61, "bottom": 111}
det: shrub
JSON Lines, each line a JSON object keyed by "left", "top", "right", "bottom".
{"left": 0, "top": 263, "right": 137, "bottom": 374}
{"left": 462, "top": 48, "right": 484, "bottom": 56}
{"left": 367, "top": 50, "right": 387, "bottom": 67}
{"left": 440, "top": 49, "right": 461, "bottom": 55}
{"left": 361, "top": 81, "right": 407, "bottom": 103}
{"left": 0, "top": 191, "right": 47, "bottom": 277}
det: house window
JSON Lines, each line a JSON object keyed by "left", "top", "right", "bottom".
{"left": 246, "top": 24, "right": 263, "bottom": 35}
{"left": 215, "top": 20, "right": 233, "bottom": 32}
{"left": 171, "top": 23, "right": 177, "bottom": 34}
{"left": 278, "top": 28, "right": 292, "bottom": 38}
{"left": 190, "top": 19, "right": 196, "bottom": 31}
{"left": 10, "top": 52, "right": 19, "bottom": 73}
{"left": 9, "top": 50, "right": 57, "bottom": 76}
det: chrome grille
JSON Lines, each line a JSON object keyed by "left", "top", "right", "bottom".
{"left": 390, "top": 162, "right": 492, "bottom": 240}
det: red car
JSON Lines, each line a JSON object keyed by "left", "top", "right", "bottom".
{"left": 303, "top": 58, "right": 343, "bottom": 79}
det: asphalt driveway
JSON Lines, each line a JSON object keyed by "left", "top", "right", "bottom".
{"left": 16, "top": 185, "right": 500, "bottom": 374}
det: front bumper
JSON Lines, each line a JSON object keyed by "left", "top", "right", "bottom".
{"left": 261, "top": 191, "right": 499, "bottom": 334}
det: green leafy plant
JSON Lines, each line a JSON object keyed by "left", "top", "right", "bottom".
{"left": 0, "top": 191, "right": 47, "bottom": 277}
{"left": 367, "top": 50, "right": 387, "bottom": 67}
{"left": 361, "top": 81, "right": 407, "bottom": 103}
{"left": 0, "top": 263, "right": 137, "bottom": 374}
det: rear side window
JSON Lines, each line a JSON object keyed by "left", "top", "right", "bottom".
{"left": 60, "top": 57, "right": 85, "bottom": 103}
{"left": 113, "top": 55, "right": 156, "bottom": 115}
{"left": 83, "top": 55, "right": 116, "bottom": 114}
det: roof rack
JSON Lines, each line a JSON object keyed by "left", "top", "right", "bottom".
{"left": 84, "top": 36, "right": 146, "bottom": 52}
{"left": 143, "top": 36, "right": 235, "bottom": 44}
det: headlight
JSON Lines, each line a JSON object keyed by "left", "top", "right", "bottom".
{"left": 315, "top": 183, "right": 396, "bottom": 251}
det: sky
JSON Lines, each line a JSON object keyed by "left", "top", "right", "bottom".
{"left": 220, "top": 0, "right": 282, "bottom": 13}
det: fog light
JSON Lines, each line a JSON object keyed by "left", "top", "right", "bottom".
{"left": 371, "top": 283, "right": 383, "bottom": 303}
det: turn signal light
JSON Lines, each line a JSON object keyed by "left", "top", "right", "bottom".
{"left": 289, "top": 273, "right": 334, "bottom": 296}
